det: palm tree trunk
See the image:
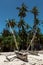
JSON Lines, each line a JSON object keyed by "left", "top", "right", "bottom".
{"left": 27, "top": 14, "right": 37, "bottom": 51}
{"left": 9, "top": 26, "right": 18, "bottom": 50}
{"left": 27, "top": 28, "right": 37, "bottom": 51}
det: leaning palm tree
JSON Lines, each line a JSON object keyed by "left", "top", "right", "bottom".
{"left": 6, "top": 19, "right": 18, "bottom": 50}
{"left": 27, "top": 7, "right": 39, "bottom": 51}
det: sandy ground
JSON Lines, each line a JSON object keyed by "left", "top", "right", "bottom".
{"left": 0, "top": 51, "right": 43, "bottom": 65}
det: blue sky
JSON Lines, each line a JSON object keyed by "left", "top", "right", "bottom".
{"left": 0, "top": 0, "right": 43, "bottom": 33}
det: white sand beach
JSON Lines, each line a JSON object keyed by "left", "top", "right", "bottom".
{"left": 0, "top": 51, "right": 43, "bottom": 65}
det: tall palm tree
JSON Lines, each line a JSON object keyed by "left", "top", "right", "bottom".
{"left": 17, "top": 3, "right": 29, "bottom": 33}
{"left": 6, "top": 19, "right": 18, "bottom": 50}
{"left": 27, "top": 7, "right": 39, "bottom": 51}
{"left": 17, "top": 3, "right": 29, "bottom": 49}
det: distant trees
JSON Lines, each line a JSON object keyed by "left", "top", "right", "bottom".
{"left": 2, "top": 29, "right": 10, "bottom": 37}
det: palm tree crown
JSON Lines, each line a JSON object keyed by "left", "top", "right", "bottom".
{"left": 32, "top": 6, "right": 39, "bottom": 17}
{"left": 17, "top": 3, "right": 28, "bottom": 18}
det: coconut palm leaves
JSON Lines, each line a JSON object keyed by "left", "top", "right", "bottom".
{"left": 31, "top": 6, "right": 39, "bottom": 18}
{"left": 6, "top": 19, "right": 16, "bottom": 28}
{"left": 17, "top": 3, "right": 28, "bottom": 18}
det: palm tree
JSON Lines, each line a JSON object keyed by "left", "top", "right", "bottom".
{"left": 27, "top": 7, "right": 39, "bottom": 51}
{"left": 6, "top": 19, "right": 18, "bottom": 50}
{"left": 17, "top": 3, "right": 29, "bottom": 50}
{"left": 17, "top": 3, "right": 29, "bottom": 34}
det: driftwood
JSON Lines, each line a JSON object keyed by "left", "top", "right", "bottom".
{"left": 15, "top": 51, "right": 28, "bottom": 62}
{"left": 4, "top": 55, "right": 16, "bottom": 62}
{"left": 4, "top": 51, "right": 28, "bottom": 62}
{"left": 28, "top": 51, "right": 38, "bottom": 56}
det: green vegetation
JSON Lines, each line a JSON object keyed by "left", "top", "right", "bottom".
{"left": 0, "top": 3, "right": 43, "bottom": 51}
